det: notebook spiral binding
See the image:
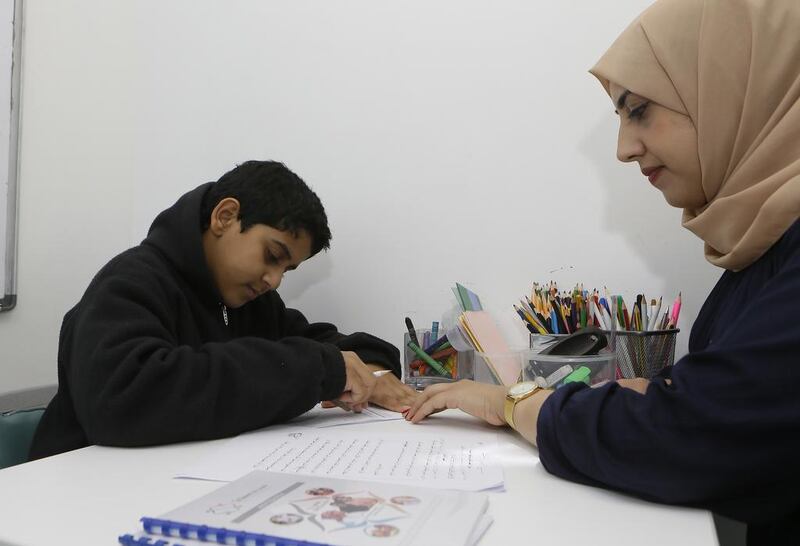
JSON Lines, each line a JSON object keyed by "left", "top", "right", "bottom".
{"left": 119, "top": 534, "right": 176, "bottom": 546}
{"left": 118, "top": 517, "right": 332, "bottom": 546}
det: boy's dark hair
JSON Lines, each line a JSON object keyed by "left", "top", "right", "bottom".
{"left": 201, "top": 160, "right": 332, "bottom": 255}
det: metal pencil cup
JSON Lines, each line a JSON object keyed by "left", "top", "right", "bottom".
{"left": 606, "top": 329, "right": 680, "bottom": 379}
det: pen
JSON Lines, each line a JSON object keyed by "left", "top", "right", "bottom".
{"left": 648, "top": 297, "right": 662, "bottom": 330}
{"left": 423, "top": 335, "right": 449, "bottom": 354}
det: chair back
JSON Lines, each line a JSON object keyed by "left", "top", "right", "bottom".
{"left": 0, "top": 408, "right": 45, "bottom": 469}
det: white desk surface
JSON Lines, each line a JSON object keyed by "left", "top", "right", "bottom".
{"left": 0, "top": 411, "right": 717, "bottom": 546}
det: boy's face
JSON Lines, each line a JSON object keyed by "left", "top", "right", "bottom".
{"left": 203, "top": 198, "right": 314, "bottom": 308}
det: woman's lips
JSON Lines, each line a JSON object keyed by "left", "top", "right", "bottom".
{"left": 642, "top": 166, "right": 664, "bottom": 185}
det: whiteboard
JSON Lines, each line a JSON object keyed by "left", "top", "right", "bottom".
{"left": 0, "top": 0, "right": 20, "bottom": 311}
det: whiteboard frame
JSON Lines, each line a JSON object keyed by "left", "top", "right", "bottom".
{"left": 0, "top": 0, "right": 21, "bottom": 312}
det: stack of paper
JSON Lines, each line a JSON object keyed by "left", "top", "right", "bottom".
{"left": 458, "top": 310, "right": 520, "bottom": 386}
{"left": 176, "top": 426, "right": 504, "bottom": 492}
{"left": 448, "top": 283, "right": 520, "bottom": 385}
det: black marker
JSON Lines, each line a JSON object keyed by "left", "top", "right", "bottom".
{"left": 404, "top": 317, "right": 420, "bottom": 346}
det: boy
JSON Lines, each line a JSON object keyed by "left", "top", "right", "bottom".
{"left": 30, "top": 160, "right": 412, "bottom": 460}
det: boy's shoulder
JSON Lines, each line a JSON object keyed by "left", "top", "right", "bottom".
{"left": 85, "top": 242, "right": 186, "bottom": 297}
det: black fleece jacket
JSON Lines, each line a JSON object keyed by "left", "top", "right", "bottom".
{"left": 29, "top": 183, "right": 400, "bottom": 460}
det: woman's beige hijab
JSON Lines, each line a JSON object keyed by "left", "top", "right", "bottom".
{"left": 590, "top": 0, "right": 800, "bottom": 271}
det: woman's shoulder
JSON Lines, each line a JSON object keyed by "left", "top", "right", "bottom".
{"left": 769, "top": 217, "right": 800, "bottom": 266}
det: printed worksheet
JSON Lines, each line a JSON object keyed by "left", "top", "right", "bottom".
{"left": 177, "top": 427, "right": 503, "bottom": 491}
{"left": 288, "top": 404, "right": 404, "bottom": 428}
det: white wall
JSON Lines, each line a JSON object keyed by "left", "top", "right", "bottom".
{"left": 0, "top": 0, "right": 719, "bottom": 393}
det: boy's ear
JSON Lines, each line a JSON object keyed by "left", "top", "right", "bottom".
{"left": 208, "top": 198, "right": 241, "bottom": 236}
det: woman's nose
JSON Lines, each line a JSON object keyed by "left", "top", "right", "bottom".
{"left": 616, "top": 125, "right": 645, "bottom": 163}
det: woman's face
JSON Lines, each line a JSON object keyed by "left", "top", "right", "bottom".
{"left": 608, "top": 82, "right": 705, "bottom": 209}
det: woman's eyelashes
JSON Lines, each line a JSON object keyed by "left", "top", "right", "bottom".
{"left": 627, "top": 101, "right": 650, "bottom": 121}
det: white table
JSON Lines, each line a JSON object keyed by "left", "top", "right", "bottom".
{"left": 0, "top": 411, "right": 717, "bottom": 546}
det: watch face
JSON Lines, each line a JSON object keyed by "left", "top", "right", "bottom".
{"left": 509, "top": 381, "right": 538, "bottom": 397}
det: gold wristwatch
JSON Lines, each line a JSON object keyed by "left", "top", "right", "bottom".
{"left": 504, "top": 381, "right": 540, "bottom": 430}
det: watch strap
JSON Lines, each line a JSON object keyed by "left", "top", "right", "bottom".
{"left": 504, "top": 383, "right": 539, "bottom": 430}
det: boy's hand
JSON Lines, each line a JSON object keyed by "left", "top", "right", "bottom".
{"left": 332, "top": 351, "right": 377, "bottom": 412}
{"left": 366, "top": 364, "right": 418, "bottom": 412}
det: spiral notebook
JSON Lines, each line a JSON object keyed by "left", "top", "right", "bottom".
{"left": 119, "top": 470, "right": 491, "bottom": 546}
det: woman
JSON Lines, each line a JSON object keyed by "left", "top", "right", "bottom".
{"left": 405, "top": 0, "right": 800, "bottom": 543}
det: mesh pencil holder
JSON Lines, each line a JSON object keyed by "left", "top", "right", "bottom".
{"left": 605, "top": 329, "right": 680, "bottom": 379}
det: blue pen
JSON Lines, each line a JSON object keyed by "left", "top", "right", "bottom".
{"left": 423, "top": 334, "right": 449, "bottom": 354}
{"left": 431, "top": 321, "right": 439, "bottom": 343}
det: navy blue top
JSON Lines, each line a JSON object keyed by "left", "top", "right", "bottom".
{"left": 538, "top": 220, "right": 800, "bottom": 541}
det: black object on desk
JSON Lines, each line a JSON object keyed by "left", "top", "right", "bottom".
{"left": 539, "top": 326, "right": 608, "bottom": 356}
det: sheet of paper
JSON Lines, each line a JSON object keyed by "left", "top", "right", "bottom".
{"left": 288, "top": 404, "right": 404, "bottom": 428}
{"left": 468, "top": 512, "right": 494, "bottom": 545}
{"left": 177, "top": 427, "right": 503, "bottom": 492}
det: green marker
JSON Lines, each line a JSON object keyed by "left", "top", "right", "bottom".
{"left": 407, "top": 341, "right": 449, "bottom": 376}
{"left": 562, "top": 366, "right": 591, "bottom": 386}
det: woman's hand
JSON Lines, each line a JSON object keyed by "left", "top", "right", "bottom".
{"left": 617, "top": 378, "right": 650, "bottom": 394}
{"left": 404, "top": 380, "right": 508, "bottom": 426}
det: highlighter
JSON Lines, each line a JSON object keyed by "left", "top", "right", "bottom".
{"left": 405, "top": 317, "right": 420, "bottom": 347}
{"left": 407, "top": 341, "right": 448, "bottom": 376}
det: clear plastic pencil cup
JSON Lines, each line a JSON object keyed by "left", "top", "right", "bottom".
{"left": 402, "top": 329, "right": 475, "bottom": 390}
